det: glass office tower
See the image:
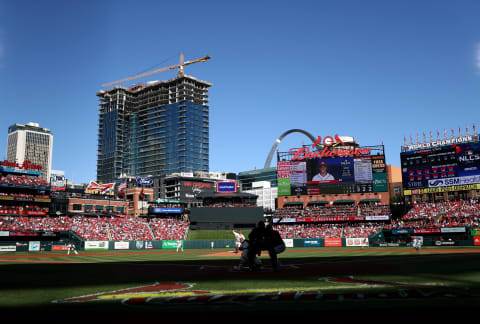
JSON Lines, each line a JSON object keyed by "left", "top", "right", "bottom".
{"left": 96, "top": 75, "right": 212, "bottom": 184}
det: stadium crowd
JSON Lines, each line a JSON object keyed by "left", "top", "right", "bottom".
{"left": 384, "top": 200, "right": 480, "bottom": 230}
{"left": 0, "top": 175, "right": 49, "bottom": 187}
{"left": 273, "top": 223, "right": 381, "bottom": 239}
{"left": 272, "top": 203, "right": 392, "bottom": 218}
{"left": 0, "top": 216, "right": 189, "bottom": 241}
{"left": 0, "top": 199, "right": 478, "bottom": 242}
{"left": 201, "top": 202, "right": 257, "bottom": 208}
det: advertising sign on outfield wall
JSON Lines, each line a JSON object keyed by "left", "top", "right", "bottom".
{"left": 283, "top": 238, "right": 294, "bottom": 248}
{"left": 51, "top": 245, "right": 68, "bottom": 251}
{"left": 346, "top": 238, "right": 369, "bottom": 247}
{"left": 304, "top": 239, "right": 322, "bottom": 247}
{"left": 28, "top": 241, "right": 40, "bottom": 251}
{"left": 324, "top": 238, "right": 342, "bottom": 247}
{"left": 0, "top": 245, "right": 16, "bottom": 252}
{"left": 162, "top": 240, "right": 180, "bottom": 249}
{"left": 474, "top": 236, "right": 480, "bottom": 246}
{"left": 85, "top": 241, "right": 109, "bottom": 250}
{"left": 114, "top": 241, "right": 129, "bottom": 250}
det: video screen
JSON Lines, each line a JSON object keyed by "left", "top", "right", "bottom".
{"left": 277, "top": 155, "right": 387, "bottom": 196}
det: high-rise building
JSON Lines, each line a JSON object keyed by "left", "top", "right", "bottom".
{"left": 6, "top": 122, "right": 53, "bottom": 181}
{"left": 96, "top": 75, "right": 212, "bottom": 184}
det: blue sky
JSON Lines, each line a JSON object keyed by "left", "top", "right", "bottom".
{"left": 0, "top": 0, "right": 479, "bottom": 183}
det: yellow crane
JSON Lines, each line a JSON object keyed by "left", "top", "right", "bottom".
{"left": 100, "top": 52, "right": 211, "bottom": 88}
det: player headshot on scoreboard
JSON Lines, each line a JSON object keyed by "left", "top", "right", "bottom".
{"left": 312, "top": 161, "right": 335, "bottom": 181}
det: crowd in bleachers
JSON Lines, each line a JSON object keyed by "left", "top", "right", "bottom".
{"left": 272, "top": 203, "right": 392, "bottom": 218}
{"left": 0, "top": 204, "right": 48, "bottom": 212}
{"left": 384, "top": 200, "right": 480, "bottom": 230}
{"left": 149, "top": 218, "right": 190, "bottom": 240}
{"left": 305, "top": 205, "right": 358, "bottom": 217}
{"left": 202, "top": 202, "right": 257, "bottom": 208}
{"left": 0, "top": 216, "right": 189, "bottom": 241}
{"left": 358, "top": 203, "right": 391, "bottom": 216}
{"left": 274, "top": 223, "right": 381, "bottom": 239}
{"left": 0, "top": 199, "right": 478, "bottom": 242}
{"left": 0, "top": 175, "right": 49, "bottom": 187}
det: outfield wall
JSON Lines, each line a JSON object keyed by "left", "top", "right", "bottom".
{"left": 0, "top": 236, "right": 476, "bottom": 252}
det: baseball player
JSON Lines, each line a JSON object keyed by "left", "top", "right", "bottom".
{"left": 67, "top": 242, "right": 78, "bottom": 255}
{"left": 176, "top": 239, "right": 183, "bottom": 253}
{"left": 361, "top": 237, "right": 369, "bottom": 250}
{"left": 234, "top": 236, "right": 262, "bottom": 271}
{"left": 266, "top": 224, "right": 285, "bottom": 271}
{"left": 412, "top": 237, "right": 422, "bottom": 251}
{"left": 232, "top": 230, "right": 245, "bottom": 254}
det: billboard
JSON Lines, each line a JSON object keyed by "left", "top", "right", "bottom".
{"left": 401, "top": 140, "right": 480, "bottom": 193}
{"left": 50, "top": 170, "right": 66, "bottom": 191}
{"left": 277, "top": 155, "right": 387, "bottom": 196}
{"left": 216, "top": 181, "right": 237, "bottom": 193}
{"left": 181, "top": 180, "right": 215, "bottom": 200}
{"left": 152, "top": 207, "right": 182, "bottom": 214}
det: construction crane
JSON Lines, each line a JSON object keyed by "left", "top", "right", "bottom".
{"left": 100, "top": 52, "right": 211, "bottom": 88}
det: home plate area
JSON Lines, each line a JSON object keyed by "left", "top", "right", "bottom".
{"left": 56, "top": 277, "right": 476, "bottom": 307}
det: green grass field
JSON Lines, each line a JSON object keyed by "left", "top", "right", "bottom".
{"left": 1, "top": 247, "right": 479, "bottom": 322}
{"left": 188, "top": 229, "right": 251, "bottom": 240}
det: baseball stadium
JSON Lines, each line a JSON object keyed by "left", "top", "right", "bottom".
{"left": 1, "top": 129, "right": 480, "bottom": 322}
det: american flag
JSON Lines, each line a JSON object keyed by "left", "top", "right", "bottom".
{"left": 118, "top": 181, "right": 126, "bottom": 193}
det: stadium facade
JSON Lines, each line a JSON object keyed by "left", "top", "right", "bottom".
{"left": 6, "top": 122, "right": 53, "bottom": 181}
{"left": 237, "top": 167, "right": 278, "bottom": 191}
{"left": 96, "top": 75, "right": 212, "bottom": 184}
{"left": 155, "top": 171, "right": 232, "bottom": 208}
{"left": 243, "top": 180, "right": 277, "bottom": 211}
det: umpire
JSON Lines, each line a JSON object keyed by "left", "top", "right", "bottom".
{"left": 247, "top": 221, "right": 284, "bottom": 271}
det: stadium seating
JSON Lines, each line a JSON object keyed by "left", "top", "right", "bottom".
{"left": 274, "top": 223, "right": 381, "bottom": 239}
{"left": 0, "top": 216, "right": 189, "bottom": 241}
{"left": 385, "top": 200, "right": 480, "bottom": 229}
{"left": 0, "top": 200, "right": 477, "bottom": 242}
{"left": 0, "top": 175, "right": 49, "bottom": 187}
{"left": 272, "top": 203, "right": 392, "bottom": 219}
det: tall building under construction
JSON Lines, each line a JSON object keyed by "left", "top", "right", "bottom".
{"left": 96, "top": 69, "right": 212, "bottom": 184}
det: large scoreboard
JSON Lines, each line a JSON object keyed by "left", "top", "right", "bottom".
{"left": 400, "top": 135, "right": 480, "bottom": 195}
{"left": 277, "top": 142, "right": 387, "bottom": 196}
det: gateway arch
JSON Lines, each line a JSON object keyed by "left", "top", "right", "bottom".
{"left": 264, "top": 129, "right": 317, "bottom": 169}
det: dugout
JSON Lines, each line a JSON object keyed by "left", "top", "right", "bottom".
{"left": 189, "top": 192, "right": 263, "bottom": 230}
